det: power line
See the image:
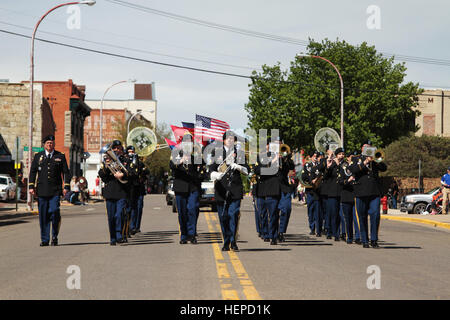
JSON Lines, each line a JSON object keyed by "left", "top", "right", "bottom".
{"left": 0, "top": 20, "right": 260, "bottom": 71}
{"left": 105, "top": 0, "right": 450, "bottom": 68}
{"left": 1, "top": 28, "right": 449, "bottom": 98}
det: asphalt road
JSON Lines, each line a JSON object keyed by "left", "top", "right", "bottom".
{"left": 1, "top": 195, "right": 449, "bottom": 300}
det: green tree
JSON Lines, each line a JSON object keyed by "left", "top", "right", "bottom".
{"left": 383, "top": 135, "right": 450, "bottom": 178}
{"left": 245, "top": 39, "right": 422, "bottom": 153}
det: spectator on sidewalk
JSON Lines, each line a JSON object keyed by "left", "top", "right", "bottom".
{"left": 390, "top": 181, "right": 399, "bottom": 209}
{"left": 441, "top": 167, "right": 450, "bottom": 215}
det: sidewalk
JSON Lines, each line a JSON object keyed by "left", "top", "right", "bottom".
{"left": 381, "top": 208, "right": 450, "bottom": 231}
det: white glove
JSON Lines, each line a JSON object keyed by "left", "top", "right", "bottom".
{"left": 231, "top": 163, "right": 248, "bottom": 175}
{"left": 210, "top": 171, "right": 224, "bottom": 181}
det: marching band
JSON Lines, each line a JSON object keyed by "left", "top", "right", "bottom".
{"left": 30, "top": 128, "right": 387, "bottom": 250}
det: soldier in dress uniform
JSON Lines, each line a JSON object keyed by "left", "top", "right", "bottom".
{"left": 170, "top": 134, "right": 201, "bottom": 244}
{"left": 126, "top": 145, "right": 141, "bottom": 235}
{"left": 254, "top": 137, "right": 282, "bottom": 245}
{"left": 210, "top": 130, "right": 249, "bottom": 251}
{"left": 98, "top": 140, "right": 132, "bottom": 245}
{"left": 349, "top": 141, "right": 387, "bottom": 248}
{"left": 250, "top": 164, "right": 264, "bottom": 238}
{"left": 301, "top": 151, "right": 322, "bottom": 236}
{"left": 277, "top": 140, "right": 295, "bottom": 242}
{"left": 135, "top": 156, "right": 149, "bottom": 234}
{"left": 338, "top": 151, "right": 357, "bottom": 244}
{"left": 29, "top": 135, "right": 71, "bottom": 247}
{"left": 324, "top": 147, "right": 345, "bottom": 241}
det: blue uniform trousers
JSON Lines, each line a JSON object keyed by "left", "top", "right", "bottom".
{"left": 339, "top": 204, "right": 346, "bottom": 236}
{"left": 278, "top": 192, "right": 292, "bottom": 234}
{"left": 321, "top": 196, "right": 329, "bottom": 232}
{"left": 306, "top": 193, "right": 315, "bottom": 233}
{"left": 326, "top": 197, "right": 340, "bottom": 237}
{"left": 135, "top": 195, "right": 144, "bottom": 231}
{"left": 38, "top": 195, "right": 61, "bottom": 243}
{"left": 353, "top": 204, "right": 360, "bottom": 241}
{"left": 217, "top": 199, "right": 241, "bottom": 246}
{"left": 262, "top": 196, "right": 280, "bottom": 240}
{"left": 355, "top": 196, "right": 381, "bottom": 244}
{"left": 253, "top": 196, "right": 264, "bottom": 234}
{"left": 129, "top": 197, "right": 139, "bottom": 231}
{"left": 341, "top": 202, "right": 354, "bottom": 241}
{"left": 106, "top": 198, "right": 126, "bottom": 243}
{"left": 176, "top": 192, "right": 198, "bottom": 241}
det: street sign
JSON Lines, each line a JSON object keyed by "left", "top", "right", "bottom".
{"left": 23, "top": 146, "right": 44, "bottom": 152}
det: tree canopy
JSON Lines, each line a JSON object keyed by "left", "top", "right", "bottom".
{"left": 245, "top": 39, "right": 422, "bottom": 153}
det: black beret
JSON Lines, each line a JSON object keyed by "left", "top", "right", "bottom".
{"left": 334, "top": 147, "right": 345, "bottom": 155}
{"left": 42, "top": 135, "right": 55, "bottom": 143}
{"left": 126, "top": 145, "right": 135, "bottom": 152}
{"left": 111, "top": 140, "right": 122, "bottom": 147}
{"left": 361, "top": 139, "right": 372, "bottom": 147}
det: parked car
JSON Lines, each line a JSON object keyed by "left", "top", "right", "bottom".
{"left": 167, "top": 179, "right": 217, "bottom": 213}
{"left": 0, "top": 174, "right": 16, "bottom": 201}
{"left": 400, "top": 187, "right": 441, "bottom": 214}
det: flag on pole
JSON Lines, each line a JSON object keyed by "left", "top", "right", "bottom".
{"left": 194, "top": 114, "right": 230, "bottom": 142}
{"left": 181, "top": 122, "right": 195, "bottom": 129}
{"left": 164, "top": 138, "right": 178, "bottom": 150}
{"left": 170, "top": 125, "right": 194, "bottom": 144}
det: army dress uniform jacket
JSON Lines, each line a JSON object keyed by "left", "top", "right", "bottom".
{"left": 170, "top": 156, "right": 201, "bottom": 195}
{"left": 349, "top": 155, "right": 387, "bottom": 198}
{"left": 254, "top": 152, "right": 281, "bottom": 198}
{"left": 324, "top": 160, "right": 344, "bottom": 198}
{"left": 98, "top": 154, "right": 132, "bottom": 200}
{"left": 29, "top": 150, "right": 71, "bottom": 197}
{"left": 210, "top": 147, "right": 249, "bottom": 202}
{"left": 337, "top": 160, "right": 355, "bottom": 203}
{"left": 301, "top": 161, "right": 320, "bottom": 201}
{"left": 279, "top": 156, "right": 295, "bottom": 194}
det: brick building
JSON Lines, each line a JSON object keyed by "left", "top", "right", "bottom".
{"left": 83, "top": 83, "right": 157, "bottom": 194}
{"left": 0, "top": 81, "right": 55, "bottom": 178}
{"left": 0, "top": 79, "right": 90, "bottom": 178}
{"left": 415, "top": 89, "right": 450, "bottom": 137}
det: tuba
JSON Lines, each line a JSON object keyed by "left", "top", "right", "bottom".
{"left": 100, "top": 144, "right": 129, "bottom": 184}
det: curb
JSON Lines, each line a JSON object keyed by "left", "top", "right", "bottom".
{"left": 381, "top": 215, "right": 450, "bottom": 231}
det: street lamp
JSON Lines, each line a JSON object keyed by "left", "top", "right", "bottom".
{"left": 127, "top": 110, "right": 155, "bottom": 136}
{"left": 297, "top": 53, "right": 344, "bottom": 147}
{"left": 99, "top": 79, "right": 136, "bottom": 149}
{"left": 27, "top": 1, "right": 96, "bottom": 211}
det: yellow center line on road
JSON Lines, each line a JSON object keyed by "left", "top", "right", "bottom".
{"left": 204, "top": 211, "right": 239, "bottom": 300}
{"left": 204, "top": 211, "right": 261, "bottom": 300}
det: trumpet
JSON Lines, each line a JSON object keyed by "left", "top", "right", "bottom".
{"left": 100, "top": 144, "right": 129, "bottom": 184}
{"left": 280, "top": 144, "right": 291, "bottom": 157}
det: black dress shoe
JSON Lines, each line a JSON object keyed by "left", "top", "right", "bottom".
{"left": 278, "top": 233, "right": 285, "bottom": 242}
{"left": 51, "top": 238, "right": 58, "bottom": 246}
{"left": 363, "top": 243, "right": 370, "bottom": 248}
{"left": 334, "top": 237, "right": 340, "bottom": 242}
{"left": 40, "top": 242, "right": 49, "bottom": 247}
{"left": 110, "top": 241, "right": 117, "bottom": 246}
{"left": 179, "top": 240, "right": 187, "bottom": 244}
{"left": 190, "top": 237, "right": 197, "bottom": 244}
{"left": 309, "top": 231, "right": 315, "bottom": 235}
{"left": 370, "top": 241, "right": 379, "bottom": 248}
{"left": 355, "top": 239, "right": 362, "bottom": 245}
{"left": 130, "top": 229, "right": 136, "bottom": 236}
{"left": 270, "top": 239, "right": 277, "bottom": 245}
{"left": 346, "top": 239, "right": 353, "bottom": 244}
{"left": 340, "top": 234, "right": 346, "bottom": 241}
{"left": 316, "top": 233, "right": 321, "bottom": 237}
{"left": 231, "top": 242, "right": 239, "bottom": 251}
{"left": 222, "top": 245, "right": 230, "bottom": 251}
{"left": 264, "top": 238, "right": 270, "bottom": 242}
{"left": 326, "top": 235, "right": 332, "bottom": 239}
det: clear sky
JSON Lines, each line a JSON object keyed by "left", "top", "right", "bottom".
{"left": 1, "top": 0, "right": 449, "bottom": 136}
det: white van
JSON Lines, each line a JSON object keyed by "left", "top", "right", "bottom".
{"left": 0, "top": 174, "right": 16, "bottom": 201}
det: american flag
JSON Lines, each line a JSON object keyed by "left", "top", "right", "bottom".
{"left": 194, "top": 114, "right": 230, "bottom": 141}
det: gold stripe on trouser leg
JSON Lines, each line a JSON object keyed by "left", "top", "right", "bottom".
{"left": 354, "top": 198, "right": 361, "bottom": 235}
